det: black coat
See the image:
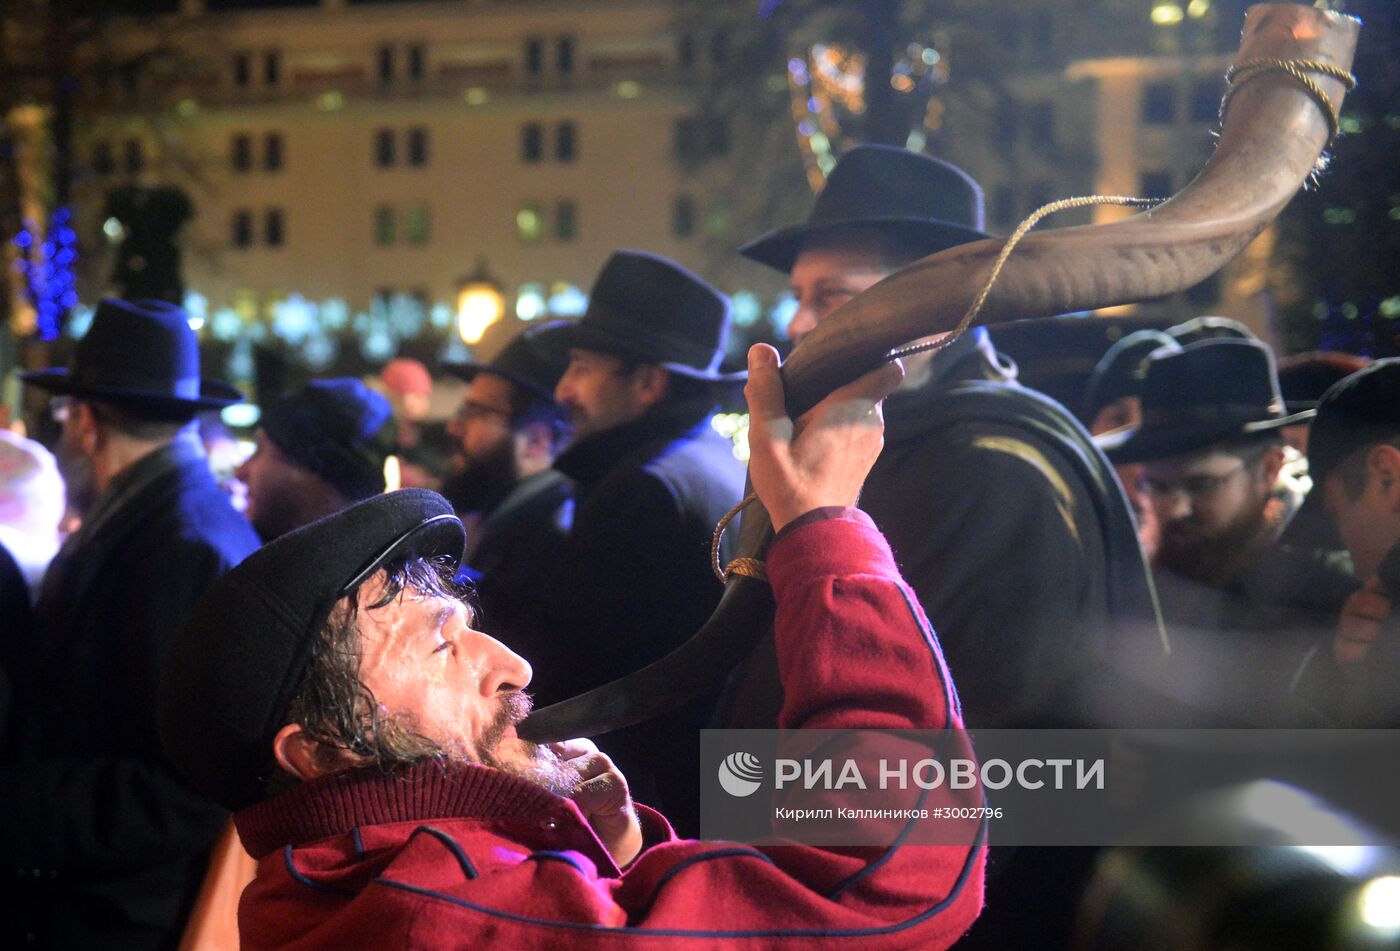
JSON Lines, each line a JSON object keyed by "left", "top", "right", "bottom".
{"left": 463, "top": 468, "right": 573, "bottom": 651}
{"left": 0, "top": 436, "right": 259, "bottom": 950}
{"left": 537, "top": 399, "right": 745, "bottom": 834}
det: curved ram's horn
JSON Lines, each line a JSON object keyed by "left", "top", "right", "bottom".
{"left": 519, "top": 3, "right": 1360, "bottom": 743}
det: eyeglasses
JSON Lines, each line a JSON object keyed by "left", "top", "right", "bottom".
{"left": 453, "top": 400, "right": 511, "bottom": 424}
{"left": 1139, "top": 462, "right": 1247, "bottom": 503}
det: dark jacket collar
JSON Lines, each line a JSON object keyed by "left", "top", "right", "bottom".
{"left": 234, "top": 761, "right": 564, "bottom": 859}
{"left": 554, "top": 398, "right": 716, "bottom": 489}
{"left": 885, "top": 327, "right": 1015, "bottom": 441}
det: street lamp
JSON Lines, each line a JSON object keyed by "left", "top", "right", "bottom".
{"left": 455, "top": 257, "right": 506, "bottom": 345}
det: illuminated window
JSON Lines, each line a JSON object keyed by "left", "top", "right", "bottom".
{"left": 265, "top": 208, "right": 285, "bottom": 247}
{"left": 555, "top": 200, "right": 576, "bottom": 241}
{"left": 556, "top": 121, "right": 576, "bottom": 162}
{"left": 375, "top": 129, "right": 395, "bottom": 167}
{"left": 264, "top": 133, "right": 283, "bottom": 171}
{"left": 405, "top": 204, "right": 430, "bottom": 245}
{"left": 408, "top": 127, "right": 429, "bottom": 167}
{"left": 232, "top": 210, "right": 253, "bottom": 249}
{"left": 516, "top": 283, "right": 547, "bottom": 321}
{"left": 521, "top": 123, "right": 543, "bottom": 163}
{"left": 517, "top": 204, "right": 544, "bottom": 244}
{"left": 231, "top": 133, "right": 252, "bottom": 172}
{"left": 1142, "top": 82, "right": 1177, "bottom": 124}
{"left": 374, "top": 205, "right": 395, "bottom": 246}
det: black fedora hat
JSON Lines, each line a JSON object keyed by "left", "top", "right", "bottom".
{"left": 738, "top": 144, "right": 991, "bottom": 273}
{"left": 444, "top": 325, "right": 570, "bottom": 403}
{"left": 1082, "top": 329, "right": 1180, "bottom": 423}
{"left": 1097, "top": 338, "right": 1314, "bottom": 464}
{"left": 21, "top": 297, "right": 242, "bottom": 411}
{"left": 535, "top": 250, "right": 744, "bottom": 382}
{"left": 160, "top": 489, "right": 466, "bottom": 810}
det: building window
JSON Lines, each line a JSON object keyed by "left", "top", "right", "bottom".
{"left": 377, "top": 45, "right": 394, "bottom": 84}
{"left": 407, "top": 127, "right": 429, "bottom": 167}
{"left": 517, "top": 203, "right": 544, "bottom": 244}
{"left": 233, "top": 52, "right": 251, "bottom": 87}
{"left": 408, "top": 45, "right": 425, "bottom": 82}
{"left": 92, "top": 141, "right": 115, "bottom": 175}
{"left": 1029, "top": 102, "right": 1055, "bottom": 143}
{"left": 1190, "top": 77, "right": 1220, "bottom": 123}
{"left": 232, "top": 210, "right": 253, "bottom": 248}
{"left": 375, "top": 129, "right": 395, "bottom": 167}
{"left": 374, "top": 205, "right": 395, "bottom": 246}
{"left": 672, "top": 194, "right": 696, "bottom": 237}
{"left": 521, "top": 123, "right": 543, "bottom": 163}
{"left": 673, "top": 115, "right": 729, "bottom": 159}
{"left": 232, "top": 133, "right": 252, "bottom": 171}
{"left": 556, "top": 36, "right": 575, "bottom": 75}
{"left": 1142, "top": 82, "right": 1177, "bottom": 125}
{"left": 1139, "top": 170, "right": 1173, "bottom": 198}
{"left": 265, "top": 208, "right": 285, "bottom": 247}
{"left": 124, "top": 139, "right": 144, "bottom": 174}
{"left": 992, "top": 185, "right": 1016, "bottom": 225}
{"left": 555, "top": 200, "right": 576, "bottom": 241}
{"left": 264, "top": 133, "right": 283, "bottom": 171}
{"left": 264, "top": 50, "right": 281, "bottom": 86}
{"left": 996, "top": 101, "right": 1019, "bottom": 149}
{"left": 556, "top": 121, "right": 576, "bottom": 162}
{"left": 405, "top": 204, "right": 430, "bottom": 245}
{"left": 524, "top": 37, "right": 544, "bottom": 76}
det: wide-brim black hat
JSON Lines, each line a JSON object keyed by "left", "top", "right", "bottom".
{"left": 739, "top": 144, "right": 991, "bottom": 274}
{"left": 1097, "top": 338, "right": 1314, "bottom": 464}
{"left": 21, "top": 297, "right": 242, "bottom": 411}
{"left": 160, "top": 489, "right": 466, "bottom": 811}
{"left": 531, "top": 250, "right": 745, "bottom": 382}
{"left": 1082, "top": 330, "right": 1180, "bottom": 422}
{"left": 444, "top": 324, "right": 571, "bottom": 402}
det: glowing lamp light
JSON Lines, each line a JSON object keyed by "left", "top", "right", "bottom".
{"left": 1186, "top": 0, "right": 1210, "bottom": 18}
{"left": 1359, "top": 877, "right": 1400, "bottom": 931}
{"left": 456, "top": 258, "right": 506, "bottom": 345}
{"left": 1151, "top": 2, "right": 1184, "bottom": 25}
{"left": 516, "top": 283, "right": 546, "bottom": 321}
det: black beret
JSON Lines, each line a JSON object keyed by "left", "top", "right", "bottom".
{"left": 159, "top": 489, "right": 466, "bottom": 811}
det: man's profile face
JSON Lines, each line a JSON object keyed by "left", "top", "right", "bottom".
{"left": 554, "top": 349, "right": 651, "bottom": 441}
{"left": 234, "top": 432, "right": 320, "bottom": 540}
{"left": 449, "top": 373, "right": 517, "bottom": 473}
{"left": 1141, "top": 447, "right": 1277, "bottom": 581}
{"left": 351, "top": 572, "right": 548, "bottom": 779}
{"left": 1323, "top": 450, "right": 1400, "bottom": 578}
{"left": 787, "top": 235, "right": 897, "bottom": 345}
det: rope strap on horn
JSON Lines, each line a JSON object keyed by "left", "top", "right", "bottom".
{"left": 712, "top": 494, "right": 766, "bottom": 583}
{"left": 889, "top": 195, "right": 1162, "bottom": 364}
{"left": 1221, "top": 58, "right": 1356, "bottom": 146}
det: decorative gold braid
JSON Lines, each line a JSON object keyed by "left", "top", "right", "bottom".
{"left": 712, "top": 493, "right": 762, "bottom": 583}
{"left": 1220, "top": 58, "right": 1357, "bottom": 145}
{"left": 889, "top": 195, "right": 1161, "bottom": 363}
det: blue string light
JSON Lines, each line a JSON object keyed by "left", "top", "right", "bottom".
{"left": 11, "top": 207, "right": 77, "bottom": 340}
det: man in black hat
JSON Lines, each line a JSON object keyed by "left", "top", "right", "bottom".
{"left": 527, "top": 249, "right": 745, "bottom": 834}
{"left": 157, "top": 347, "right": 986, "bottom": 949}
{"left": 1290, "top": 359, "right": 1400, "bottom": 725}
{"left": 1099, "top": 338, "right": 1357, "bottom": 724}
{"left": 234, "top": 377, "right": 397, "bottom": 541}
{"left": 1, "top": 298, "right": 260, "bottom": 949}
{"left": 440, "top": 329, "right": 573, "bottom": 646}
{"left": 736, "top": 145, "right": 1165, "bottom": 731}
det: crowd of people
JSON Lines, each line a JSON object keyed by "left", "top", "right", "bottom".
{"left": 1, "top": 144, "right": 1397, "bottom": 949}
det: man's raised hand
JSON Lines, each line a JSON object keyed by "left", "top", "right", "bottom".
{"left": 744, "top": 343, "right": 903, "bottom": 532}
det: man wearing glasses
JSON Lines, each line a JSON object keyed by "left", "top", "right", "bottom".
{"left": 441, "top": 329, "right": 572, "bottom": 648}
{"left": 1098, "top": 338, "right": 1358, "bottom": 724}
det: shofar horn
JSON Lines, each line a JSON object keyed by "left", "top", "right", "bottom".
{"left": 519, "top": 3, "right": 1360, "bottom": 743}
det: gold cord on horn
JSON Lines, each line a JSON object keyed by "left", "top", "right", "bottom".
{"left": 1221, "top": 58, "right": 1357, "bottom": 145}
{"left": 712, "top": 494, "right": 765, "bottom": 583}
{"left": 889, "top": 195, "right": 1163, "bottom": 363}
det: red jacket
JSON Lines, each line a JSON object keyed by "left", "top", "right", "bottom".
{"left": 233, "top": 511, "right": 985, "bottom": 949}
